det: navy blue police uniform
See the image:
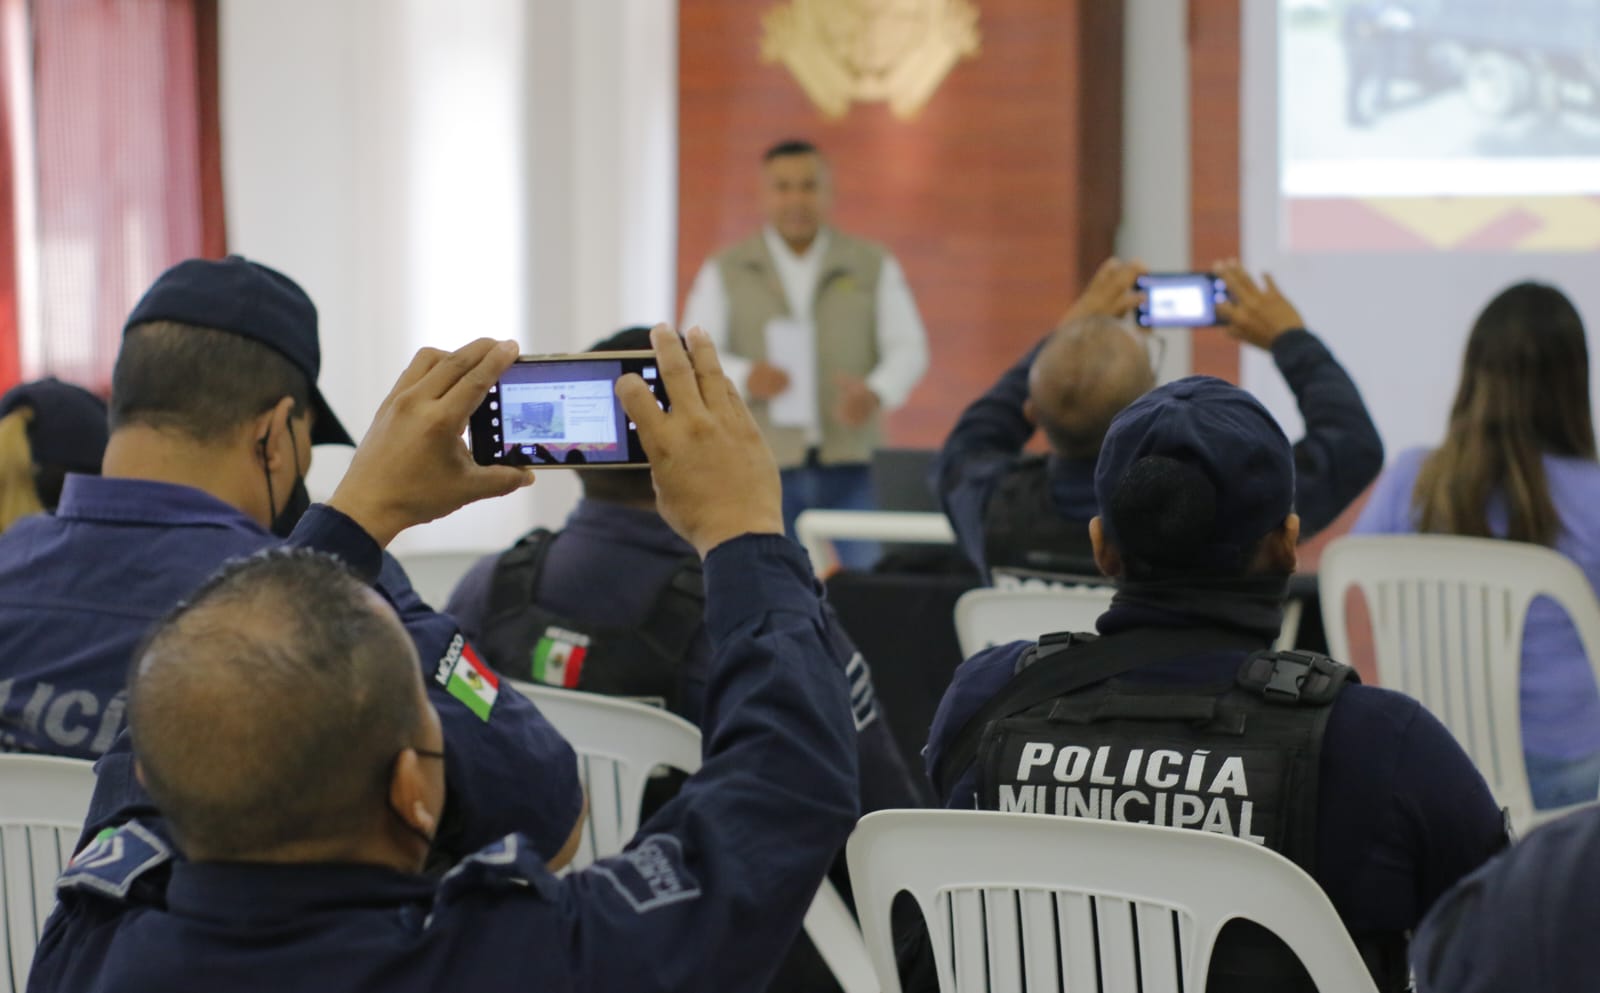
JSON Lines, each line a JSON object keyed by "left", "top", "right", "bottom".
{"left": 0, "top": 487, "right": 583, "bottom": 862}
{"left": 447, "top": 497, "right": 925, "bottom": 814}
{"left": 932, "top": 327, "right": 1384, "bottom": 581}
{"left": 0, "top": 254, "right": 582, "bottom": 861}
{"left": 922, "top": 376, "right": 1502, "bottom": 992}
{"left": 28, "top": 535, "right": 861, "bottom": 993}
{"left": 1411, "top": 804, "right": 1600, "bottom": 993}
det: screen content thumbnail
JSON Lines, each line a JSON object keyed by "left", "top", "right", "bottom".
{"left": 496, "top": 359, "right": 629, "bottom": 465}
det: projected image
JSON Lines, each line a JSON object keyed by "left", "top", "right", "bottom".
{"left": 1280, "top": 0, "right": 1600, "bottom": 251}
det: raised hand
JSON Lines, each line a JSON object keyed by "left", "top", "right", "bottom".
{"left": 617, "top": 325, "right": 784, "bottom": 559}
{"left": 328, "top": 339, "right": 534, "bottom": 547}
{"left": 1214, "top": 260, "right": 1306, "bottom": 349}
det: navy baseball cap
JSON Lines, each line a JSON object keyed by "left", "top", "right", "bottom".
{"left": 1094, "top": 376, "right": 1294, "bottom": 563}
{"left": 0, "top": 377, "right": 108, "bottom": 473}
{"left": 123, "top": 256, "right": 354, "bottom": 446}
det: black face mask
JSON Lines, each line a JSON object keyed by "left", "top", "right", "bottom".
{"left": 262, "top": 419, "right": 310, "bottom": 539}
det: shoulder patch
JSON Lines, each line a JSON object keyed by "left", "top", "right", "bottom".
{"left": 590, "top": 835, "right": 702, "bottom": 913}
{"left": 57, "top": 821, "right": 172, "bottom": 901}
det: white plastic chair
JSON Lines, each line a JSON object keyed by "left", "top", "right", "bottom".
{"left": 953, "top": 586, "right": 1114, "bottom": 658}
{"left": 795, "top": 510, "right": 955, "bottom": 576}
{"left": 1320, "top": 534, "right": 1600, "bottom": 833}
{"left": 846, "top": 810, "right": 1380, "bottom": 993}
{"left": 0, "top": 755, "right": 96, "bottom": 993}
{"left": 513, "top": 682, "right": 879, "bottom": 993}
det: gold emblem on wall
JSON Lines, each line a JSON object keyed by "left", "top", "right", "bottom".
{"left": 761, "top": 0, "right": 981, "bottom": 120}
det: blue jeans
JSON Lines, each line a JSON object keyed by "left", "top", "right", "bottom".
{"left": 1526, "top": 749, "right": 1600, "bottom": 810}
{"left": 781, "top": 461, "right": 879, "bottom": 571}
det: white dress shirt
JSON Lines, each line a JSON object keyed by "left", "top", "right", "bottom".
{"left": 681, "top": 226, "right": 930, "bottom": 437}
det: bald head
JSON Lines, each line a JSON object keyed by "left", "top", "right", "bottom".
{"left": 129, "top": 550, "right": 426, "bottom": 861}
{"left": 1028, "top": 315, "right": 1156, "bottom": 460}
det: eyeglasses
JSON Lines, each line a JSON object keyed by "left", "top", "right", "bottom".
{"left": 413, "top": 748, "right": 446, "bottom": 763}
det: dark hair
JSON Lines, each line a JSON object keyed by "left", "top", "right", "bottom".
{"left": 579, "top": 327, "right": 656, "bottom": 504}
{"left": 111, "top": 321, "right": 312, "bottom": 444}
{"left": 763, "top": 139, "right": 821, "bottom": 163}
{"left": 1107, "top": 456, "right": 1264, "bottom": 580}
{"left": 128, "top": 549, "right": 423, "bottom": 859}
{"left": 1413, "top": 282, "right": 1595, "bottom": 546}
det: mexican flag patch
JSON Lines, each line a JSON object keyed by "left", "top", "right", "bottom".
{"left": 436, "top": 635, "right": 499, "bottom": 721}
{"left": 531, "top": 626, "right": 590, "bottom": 689}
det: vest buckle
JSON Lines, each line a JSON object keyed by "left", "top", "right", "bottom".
{"left": 1262, "top": 654, "right": 1316, "bottom": 702}
{"left": 1238, "top": 649, "right": 1354, "bottom": 706}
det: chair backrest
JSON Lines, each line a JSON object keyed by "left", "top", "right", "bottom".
{"left": 0, "top": 755, "right": 96, "bottom": 993}
{"left": 511, "top": 682, "right": 703, "bottom": 865}
{"left": 795, "top": 510, "right": 955, "bottom": 576}
{"left": 846, "top": 810, "right": 1379, "bottom": 993}
{"left": 511, "top": 682, "right": 880, "bottom": 993}
{"left": 1320, "top": 534, "right": 1600, "bottom": 831}
{"left": 954, "top": 586, "right": 1114, "bottom": 658}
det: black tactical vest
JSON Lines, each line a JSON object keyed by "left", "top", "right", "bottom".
{"left": 982, "top": 456, "right": 1100, "bottom": 581}
{"left": 944, "top": 628, "right": 1406, "bottom": 993}
{"left": 475, "top": 529, "right": 704, "bottom": 714}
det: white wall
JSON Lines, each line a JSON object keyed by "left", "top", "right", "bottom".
{"left": 220, "top": 0, "right": 676, "bottom": 559}
{"left": 1119, "top": 0, "right": 1193, "bottom": 383}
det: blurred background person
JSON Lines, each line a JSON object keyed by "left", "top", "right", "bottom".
{"left": 0, "top": 378, "right": 107, "bottom": 531}
{"left": 1354, "top": 281, "right": 1600, "bottom": 810}
{"left": 682, "top": 139, "right": 928, "bottom": 570}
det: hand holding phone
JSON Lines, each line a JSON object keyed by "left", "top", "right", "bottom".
{"left": 1214, "top": 261, "right": 1305, "bottom": 350}
{"left": 333, "top": 339, "right": 536, "bottom": 547}
{"left": 1135, "top": 272, "right": 1229, "bottom": 329}
{"left": 617, "top": 326, "right": 783, "bottom": 559}
{"left": 469, "top": 350, "right": 667, "bottom": 468}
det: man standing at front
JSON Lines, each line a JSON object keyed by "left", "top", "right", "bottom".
{"left": 682, "top": 140, "right": 928, "bottom": 569}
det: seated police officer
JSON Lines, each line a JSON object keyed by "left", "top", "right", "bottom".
{"left": 934, "top": 257, "right": 1384, "bottom": 582}
{"left": 448, "top": 326, "right": 923, "bottom": 812}
{"left": 921, "top": 376, "right": 1505, "bottom": 992}
{"left": 1410, "top": 805, "right": 1600, "bottom": 993}
{"left": 0, "top": 257, "right": 582, "bottom": 867}
{"left": 29, "top": 325, "right": 861, "bottom": 993}
{"left": 0, "top": 377, "right": 108, "bottom": 531}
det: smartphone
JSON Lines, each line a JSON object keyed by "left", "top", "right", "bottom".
{"left": 1135, "top": 273, "right": 1228, "bottom": 328}
{"left": 468, "top": 351, "right": 667, "bottom": 468}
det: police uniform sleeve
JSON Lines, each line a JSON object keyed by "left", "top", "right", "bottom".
{"left": 442, "top": 552, "right": 499, "bottom": 644}
{"left": 379, "top": 553, "right": 584, "bottom": 863}
{"left": 922, "top": 642, "right": 1032, "bottom": 806}
{"left": 1270, "top": 329, "right": 1385, "bottom": 537}
{"left": 284, "top": 503, "right": 385, "bottom": 582}
{"left": 823, "top": 605, "right": 928, "bottom": 811}
{"left": 553, "top": 535, "right": 860, "bottom": 993}
{"left": 1384, "top": 698, "right": 1508, "bottom": 915}
{"left": 1412, "top": 808, "right": 1600, "bottom": 993}
{"left": 932, "top": 336, "right": 1050, "bottom": 574}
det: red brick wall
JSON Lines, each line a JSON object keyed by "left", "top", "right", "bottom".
{"left": 1187, "top": 0, "right": 1242, "bottom": 384}
{"left": 678, "top": 0, "right": 1125, "bottom": 448}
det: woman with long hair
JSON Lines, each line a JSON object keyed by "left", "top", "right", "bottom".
{"left": 1354, "top": 281, "right": 1600, "bottom": 809}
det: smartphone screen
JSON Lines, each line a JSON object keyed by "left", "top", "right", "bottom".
{"left": 1135, "top": 273, "right": 1228, "bottom": 328}
{"left": 468, "top": 350, "right": 666, "bottom": 468}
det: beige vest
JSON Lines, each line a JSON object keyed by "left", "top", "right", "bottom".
{"left": 716, "top": 230, "right": 886, "bottom": 469}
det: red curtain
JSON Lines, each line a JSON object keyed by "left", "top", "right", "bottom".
{"left": 0, "top": 0, "right": 224, "bottom": 393}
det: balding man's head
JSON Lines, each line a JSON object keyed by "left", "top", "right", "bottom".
{"left": 1027, "top": 315, "right": 1157, "bottom": 460}
{"left": 129, "top": 550, "right": 433, "bottom": 862}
